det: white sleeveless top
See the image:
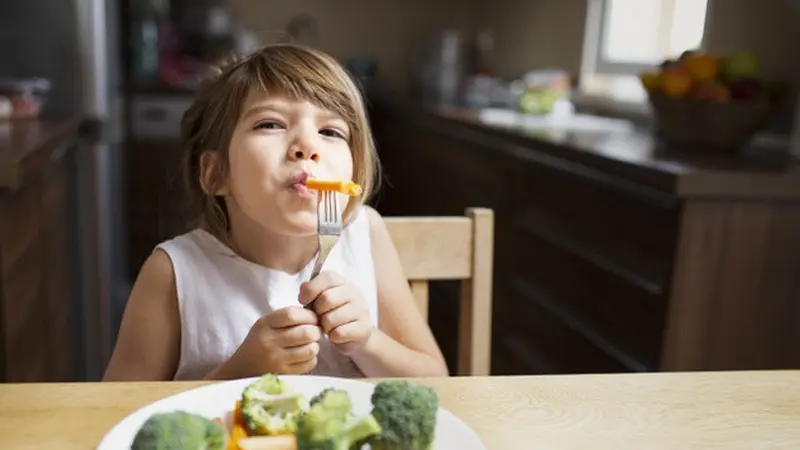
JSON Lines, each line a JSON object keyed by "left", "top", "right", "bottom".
{"left": 155, "top": 207, "right": 379, "bottom": 381}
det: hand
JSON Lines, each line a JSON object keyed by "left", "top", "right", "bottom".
{"left": 225, "top": 306, "right": 322, "bottom": 377}
{"left": 298, "top": 271, "right": 374, "bottom": 356}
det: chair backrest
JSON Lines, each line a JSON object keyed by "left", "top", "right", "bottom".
{"left": 382, "top": 207, "right": 494, "bottom": 376}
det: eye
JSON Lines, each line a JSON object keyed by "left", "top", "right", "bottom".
{"left": 319, "top": 128, "right": 346, "bottom": 139}
{"left": 254, "top": 121, "right": 284, "bottom": 130}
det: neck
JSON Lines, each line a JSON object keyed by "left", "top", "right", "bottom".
{"left": 225, "top": 207, "right": 318, "bottom": 275}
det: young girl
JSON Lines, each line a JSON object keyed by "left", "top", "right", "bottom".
{"left": 103, "top": 44, "right": 448, "bottom": 381}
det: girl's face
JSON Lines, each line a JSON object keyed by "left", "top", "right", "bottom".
{"left": 216, "top": 92, "right": 355, "bottom": 237}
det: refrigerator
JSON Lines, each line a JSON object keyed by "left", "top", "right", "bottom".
{"left": 0, "top": 0, "right": 130, "bottom": 381}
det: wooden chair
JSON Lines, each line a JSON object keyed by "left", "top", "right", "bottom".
{"left": 383, "top": 208, "right": 494, "bottom": 376}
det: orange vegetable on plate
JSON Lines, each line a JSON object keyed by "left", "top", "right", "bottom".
{"left": 228, "top": 423, "right": 249, "bottom": 450}
{"left": 305, "top": 179, "right": 362, "bottom": 196}
{"left": 234, "top": 399, "right": 244, "bottom": 427}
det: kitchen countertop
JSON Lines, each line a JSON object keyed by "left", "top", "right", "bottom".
{"left": 0, "top": 117, "right": 84, "bottom": 189}
{"left": 373, "top": 97, "right": 800, "bottom": 201}
{"left": 0, "top": 371, "right": 799, "bottom": 449}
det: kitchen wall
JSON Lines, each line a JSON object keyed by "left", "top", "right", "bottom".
{"left": 226, "top": 0, "right": 478, "bottom": 89}
{"left": 228, "top": 0, "right": 799, "bottom": 91}
{"left": 473, "top": 0, "right": 800, "bottom": 83}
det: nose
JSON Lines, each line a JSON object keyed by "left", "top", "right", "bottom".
{"left": 288, "top": 143, "right": 320, "bottom": 162}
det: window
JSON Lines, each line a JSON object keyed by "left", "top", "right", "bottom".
{"left": 579, "top": 0, "right": 712, "bottom": 104}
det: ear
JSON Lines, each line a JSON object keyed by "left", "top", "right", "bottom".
{"left": 199, "top": 151, "right": 229, "bottom": 196}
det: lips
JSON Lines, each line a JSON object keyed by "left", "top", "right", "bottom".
{"left": 290, "top": 171, "right": 310, "bottom": 186}
{"left": 289, "top": 171, "right": 315, "bottom": 198}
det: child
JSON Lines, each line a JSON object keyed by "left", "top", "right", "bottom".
{"left": 103, "top": 44, "right": 448, "bottom": 381}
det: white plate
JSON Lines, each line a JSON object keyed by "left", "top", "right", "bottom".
{"left": 97, "top": 375, "right": 486, "bottom": 450}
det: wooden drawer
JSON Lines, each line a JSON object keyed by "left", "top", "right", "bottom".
{"left": 495, "top": 277, "right": 635, "bottom": 375}
{"left": 514, "top": 222, "right": 666, "bottom": 370}
{"left": 516, "top": 156, "right": 679, "bottom": 296}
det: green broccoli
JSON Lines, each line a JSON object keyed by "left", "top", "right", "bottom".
{"left": 296, "top": 388, "right": 382, "bottom": 450}
{"left": 309, "top": 387, "right": 338, "bottom": 407}
{"left": 131, "top": 411, "right": 225, "bottom": 450}
{"left": 240, "top": 373, "right": 308, "bottom": 436}
{"left": 366, "top": 380, "right": 439, "bottom": 450}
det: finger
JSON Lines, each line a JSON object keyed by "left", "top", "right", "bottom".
{"left": 298, "top": 271, "right": 345, "bottom": 306}
{"left": 319, "top": 302, "right": 355, "bottom": 334}
{"left": 282, "top": 342, "right": 320, "bottom": 365}
{"left": 313, "top": 285, "right": 352, "bottom": 317}
{"left": 276, "top": 324, "right": 322, "bottom": 348}
{"left": 285, "top": 357, "right": 318, "bottom": 375}
{"left": 328, "top": 320, "right": 364, "bottom": 345}
{"left": 266, "top": 306, "right": 319, "bottom": 329}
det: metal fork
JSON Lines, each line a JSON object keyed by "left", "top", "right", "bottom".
{"left": 307, "top": 189, "right": 342, "bottom": 288}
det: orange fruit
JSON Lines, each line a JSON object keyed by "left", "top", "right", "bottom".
{"left": 690, "top": 81, "right": 731, "bottom": 102}
{"left": 659, "top": 66, "right": 693, "bottom": 97}
{"left": 639, "top": 71, "right": 660, "bottom": 92}
{"left": 682, "top": 52, "right": 720, "bottom": 82}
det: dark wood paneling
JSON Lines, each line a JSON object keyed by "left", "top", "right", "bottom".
{"left": 369, "top": 99, "right": 800, "bottom": 375}
{"left": 661, "top": 201, "right": 800, "bottom": 371}
{"left": 125, "top": 139, "right": 186, "bottom": 279}
{"left": 0, "top": 142, "right": 79, "bottom": 382}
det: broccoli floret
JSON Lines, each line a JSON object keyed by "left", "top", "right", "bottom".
{"left": 309, "top": 387, "right": 338, "bottom": 407}
{"left": 131, "top": 411, "right": 225, "bottom": 450}
{"left": 240, "top": 373, "right": 308, "bottom": 436}
{"left": 297, "top": 388, "right": 382, "bottom": 450}
{"left": 367, "top": 380, "right": 439, "bottom": 450}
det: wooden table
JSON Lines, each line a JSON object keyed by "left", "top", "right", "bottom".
{"left": 1, "top": 371, "right": 799, "bottom": 449}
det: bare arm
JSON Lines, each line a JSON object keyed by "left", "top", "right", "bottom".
{"left": 350, "top": 207, "right": 449, "bottom": 378}
{"left": 102, "top": 249, "right": 181, "bottom": 381}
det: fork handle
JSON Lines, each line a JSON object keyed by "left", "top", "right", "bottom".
{"left": 305, "top": 237, "right": 336, "bottom": 310}
{"left": 309, "top": 245, "right": 333, "bottom": 280}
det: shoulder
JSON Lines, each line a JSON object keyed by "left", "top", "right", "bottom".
{"left": 361, "top": 205, "right": 392, "bottom": 246}
{"left": 361, "top": 205, "right": 386, "bottom": 233}
{"left": 137, "top": 248, "right": 179, "bottom": 298}
{"left": 101, "top": 248, "right": 181, "bottom": 381}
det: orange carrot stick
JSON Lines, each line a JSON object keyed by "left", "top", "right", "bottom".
{"left": 228, "top": 423, "right": 249, "bottom": 450}
{"left": 234, "top": 400, "right": 244, "bottom": 427}
{"left": 305, "top": 179, "right": 362, "bottom": 196}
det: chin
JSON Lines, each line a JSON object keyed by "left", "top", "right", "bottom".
{"left": 277, "top": 211, "right": 318, "bottom": 237}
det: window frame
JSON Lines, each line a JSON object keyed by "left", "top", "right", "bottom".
{"left": 583, "top": 0, "right": 715, "bottom": 77}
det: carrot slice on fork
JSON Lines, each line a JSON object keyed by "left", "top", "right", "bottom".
{"left": 305, "top": 179, "right": 362, "bottom": 196}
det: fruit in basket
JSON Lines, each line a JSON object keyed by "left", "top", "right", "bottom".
{"left": 690, "top": 80, "right": 731, "bottom": 102}
{"left": 723, "top": 51, "right": 759, "bottom": 81}
{"left": 681, "top": 52, "right": 720, "bottom": 82}
{"left": 639, "top": 71, "right": 660, "bottom": 92}
{"left": 639, "top": 49, "right": 769, "bottom": 104}
{"left": 728, "top": 77, "right": 762, "bottom": 100}
{"left": 659, "top": 66, "right": 693, "bottom": 97}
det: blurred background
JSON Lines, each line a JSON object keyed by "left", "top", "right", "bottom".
{"left": 0, "top": 0, "right": 798, "bottom": 383}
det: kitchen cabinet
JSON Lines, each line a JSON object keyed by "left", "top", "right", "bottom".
{"left": 369, "top": 96, "right": 800, "bottom": 375}
{"left": 0, "top": 120, "right": 82, "bottom": 382}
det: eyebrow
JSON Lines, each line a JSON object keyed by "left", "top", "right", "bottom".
{"left": 242, "top": 104, "right": 284, "bottom": 120}
{"left": 243, "top": 102, "right": 347, "bottom": 124}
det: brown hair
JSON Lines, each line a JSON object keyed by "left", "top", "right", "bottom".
{"left": 179, "top": 44, "right": 380, "bottom": 243}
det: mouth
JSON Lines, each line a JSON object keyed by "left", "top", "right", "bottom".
{"left": 289, "top": 171, "right": 315, "bottom": 198}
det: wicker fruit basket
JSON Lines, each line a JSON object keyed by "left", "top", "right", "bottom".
{"left": 640, "top": 50, "right": 781, "bottom": 151}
